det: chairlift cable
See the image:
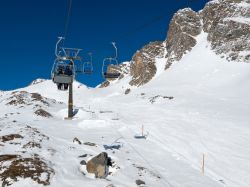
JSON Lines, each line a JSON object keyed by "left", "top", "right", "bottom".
{"left": 63, "top": 0, "right": 73, "bottom": 46}
{"left": 115, "top": 6, "right": 179, "bottom": 41}
{"left": 115, "top": 0, "right": 201, "bottom": 41}
{"left": 94, "top": 3, "right": 191, "bottom": 52}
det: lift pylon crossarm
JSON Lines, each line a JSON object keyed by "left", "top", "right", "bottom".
{"left": 62, "top": 48, "right": 82, "bottom": 59}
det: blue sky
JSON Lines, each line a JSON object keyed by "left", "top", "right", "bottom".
{"left": 0, "top": 0, "right": 208, "bottom": 90}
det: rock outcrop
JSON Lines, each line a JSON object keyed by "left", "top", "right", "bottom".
{"left": 86, "top": 152, "right": 111, "bottom": 178}
{"left": 6, "top": 91, "right": 51, "bottom": 107}
{"left": 0, "top": 125, "right": 53, "bottom": 187}
{"left": 0, "top": 134, "right": 23, "bottom": 142}
{"left": 130, "top": 0, "right": 250, "bottom": 86}
{"left": 34, "top": 109, "right": 52, "bottom": 118}
{"left": 3, "top": 91, "right": 61, "bottom": 119}
{"left": 165, "top": 8, "right": 202, "bottom": 68}
{"left": 128, "top": 8, "right": 203, "bottom": 85}
{"left": 201, "top": 0, "right": 250, "bottom": 62}
{"left": 0, "top": 155, "right": 54, "bottom": 186}
{"left": 135, "top": 179, "right": 146, "bottom": 186}
{"left": 129, "top": 41, "right": 165, "bottom": 86}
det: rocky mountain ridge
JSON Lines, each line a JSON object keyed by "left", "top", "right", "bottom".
{"left": 102, "top": 0, "right": 250, "bottom": 87}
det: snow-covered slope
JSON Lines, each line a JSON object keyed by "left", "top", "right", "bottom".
{"left": 1, "top": 30, "right": 250, "bottom": 187}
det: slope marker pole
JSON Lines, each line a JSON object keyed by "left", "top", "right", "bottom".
{"left": 142, "top": 125, "right": 144, "bottom": 136}
{"left": 201, "top": 153, "right": 205, "bottom": 175}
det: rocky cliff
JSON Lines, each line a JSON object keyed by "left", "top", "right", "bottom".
{"left": 201, "top": 0, "right": 250, "bottom": 62}
{"left": 102, "top": 0, "right": 250, "bottom": 87}
{"left": 129, "top": 41, "right": 165, "bottom": 86}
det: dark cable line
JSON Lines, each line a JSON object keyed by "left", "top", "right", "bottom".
{"left": 92, "top": 6, "right": 181, "bottom": 60}
{"left": 115, "top": 6, "right": 180, "bottom": 41}
{"left": 115, "top": 0, "right": 208, "bottom": 42}
{"left": 63, "top": 0, "right": 73, "bottom": 46}
{"left": 85, "top": 0, "right": 208, "bottom": 61}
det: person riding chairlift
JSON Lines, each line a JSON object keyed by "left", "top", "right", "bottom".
{"left": 56, "top": 65, "right": 65, "bottom": 90}
{"left": 65, "top": 65, "right": 73, "bottom": 76}
{"left": 63, "top": 64, "right": 73, "bottom": 90}
{"left": 56, "top": 64, "right": 72, "bottom": 90}
{"left": 57, "top": 65, "right": 64, "bottom": 75}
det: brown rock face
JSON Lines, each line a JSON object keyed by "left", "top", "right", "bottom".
{"left": 128, "top": 8, "right": 202, "bottom": 86}
{"left": 127, "top": 0, "right": 250, "bottom": 86}
{"left": 34, "top": 109, "right": 52, "bottom": 118}
{"left": 0, "top": 155, "right": 19, "bottom": 162}
{"left": 129, "top": 41, "right": 165, "bottom": 86}
{"left": 0, "top": 134, "right": 23, "bottom": 142}
{"left": 165, "top": 8, "right": 202, "bottom": 68}
{"left": 86, "top": 152, "right": 109, "bottom": 178}
{"left": 201, "top": 0, "right": 250, "bottom": 62}
{"left": 99, "top": 80, "right": 110, "bottom": 88}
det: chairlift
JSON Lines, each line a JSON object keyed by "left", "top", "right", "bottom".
{"left": 51, "top": 37, "right": 81, "bottom": 91}
{"left": 74, "top": 52, "right": 93, "bottom": 74}
{"left": 103, "top": 137, "right": 124, "bottom": 150}
{"left": 83, "top": 52, "right": 93, "bottom": 74}
{"left": 51, "top": 59, "right": 75, "bottom": 91}
{"left": 74, "top": 59, "right": 84, "bottom": 74}
{"left": 102, "top": 42, "right": 121, "bottom": 79}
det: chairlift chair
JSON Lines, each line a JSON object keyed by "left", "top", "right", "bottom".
{"left": 102, "top": 58, "right": 121, "bottom": 78}
{"left": 102, "top": 42, "right": 121, "bottom": 79}
{"left": 74, "top": 59, "right": 84, "bottom": 74}
{"left": 83, "top": 52, "right": 93, "bottom": 74}
{"left": 74, "top": 52, "right": 93, "bottom": 74}
{"left": 51, "top": 37, "right": 81, "bottom": 91}
{"left": 83, "top": 62, "right": 93, "bottom": 74}
{"left": 51, "top": 60, "right": 74, "bottom": 83}
{"left": 103, "top": 73, "right": 121, "bottom": 79}
{"left": 51, "top": 60, "right": 75, "bottom": 90}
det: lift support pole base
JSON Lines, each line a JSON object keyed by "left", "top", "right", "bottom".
{"left": 64, "top": 117, "right": 73, "bottom": 120}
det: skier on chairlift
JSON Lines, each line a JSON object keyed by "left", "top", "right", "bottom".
{"left": 62, "top": 63, "right": 73, "bottom": 90}
{"left": 65, "top": 65, "right": 73, "bottom": 76}
{"left": 57, "top": 64, "right": 64, "bottom": 75}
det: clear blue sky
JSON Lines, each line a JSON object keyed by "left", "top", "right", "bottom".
{"left": 0, "top": 0, "right": 208, "bottom": 90}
